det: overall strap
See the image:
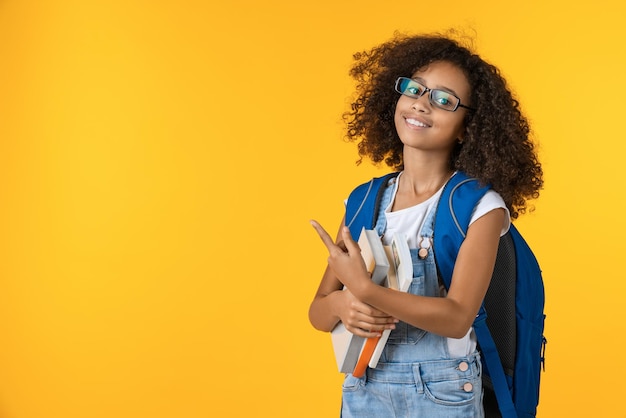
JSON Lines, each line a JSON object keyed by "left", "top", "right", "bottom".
{"left": 372, "top": 176, "right": 398, "bottom": 236}
{"left": 419, "top": 196, "right": 438, "bottom": 238}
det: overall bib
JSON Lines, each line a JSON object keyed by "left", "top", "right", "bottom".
{"left": 341, "top": 180, "right": 484, "bottom": 418}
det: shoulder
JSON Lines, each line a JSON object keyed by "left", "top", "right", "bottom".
{"left": 349, "top": 172, "right": 399, "bottom": 194}
{"left": 440, "top": 172, "right": 510, "bottom": 236}
{"left": 346, "top": 172, "right": 400, "bottom": 206}
{"left": 344, "top": 172, "right": 400, "bottom": 238}
{"left": 471, "top": 190, "right": 511, "bottom": 236}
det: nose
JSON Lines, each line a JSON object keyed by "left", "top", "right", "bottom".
{"left": 410, "top": 91, "right": 431, "bottom": 112}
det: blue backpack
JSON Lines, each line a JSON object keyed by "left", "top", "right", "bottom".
{"left": 345, "top": 171, "right": 546, "bottom": 418}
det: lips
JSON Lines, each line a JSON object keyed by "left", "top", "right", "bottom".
{"left": 405, "top": 117, "right": 431, "bottom": 128}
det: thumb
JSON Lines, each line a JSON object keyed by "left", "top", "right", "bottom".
{"left": 341, "top": 226, "right": 361, "bottom": 256}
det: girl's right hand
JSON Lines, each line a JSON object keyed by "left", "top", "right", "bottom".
{"left": 338, "top": 289, "right": 398, "bottom": 337}
{"left": 308, "top": 216, "right": 398, "bottom": 335}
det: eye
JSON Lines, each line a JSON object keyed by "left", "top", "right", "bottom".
{"left": 396, "top": 78, "right": 427, "bottom": 98}
{"left": 432, "top": 90, "right": 457, "bottom": 109}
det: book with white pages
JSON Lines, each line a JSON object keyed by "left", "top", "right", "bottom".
{"left": 368, "top": 232, "right": 413, "bottom": 368}
{"left": 330, "top": 227, "right": 389, "bottom": 373}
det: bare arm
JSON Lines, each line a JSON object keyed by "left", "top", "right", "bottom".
{"left": 308, "top": 216, "right": 398, "bottom": 337}
{"left": 311, "top": 209, "right": 505, "bottom": 339}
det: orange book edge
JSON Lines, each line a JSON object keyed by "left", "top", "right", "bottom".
{"left": 352, "top": 335, "right": 381, "bottom": 378}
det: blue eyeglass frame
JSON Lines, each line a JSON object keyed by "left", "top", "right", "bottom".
{"left": 394, "top": 77, "right": 475, "bottom": 112}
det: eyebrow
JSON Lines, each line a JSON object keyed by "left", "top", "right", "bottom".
{"left": 412, "top": 77, "right": 461, "bottom": 97}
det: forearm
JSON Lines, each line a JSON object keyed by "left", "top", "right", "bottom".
{"left": 338, "top": 209, "right": 503, "bottom": 339}
{"left": 308, "top": 289, "right": 344, "bottom": 332}
{"left": 353, "top": 283, "right": 475, "bottom": 338}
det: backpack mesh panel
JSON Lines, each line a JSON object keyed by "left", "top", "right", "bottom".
{"left": 483, "top": 231, "right": 517, "bottom": 376}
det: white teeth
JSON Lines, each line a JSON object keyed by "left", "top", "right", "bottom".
{"left": 406, "top": 118, "right": 427, "bottom": 127}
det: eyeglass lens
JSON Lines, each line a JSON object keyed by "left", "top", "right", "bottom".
{"left": 395, "top": 77, "right": 459, "bottom": 111}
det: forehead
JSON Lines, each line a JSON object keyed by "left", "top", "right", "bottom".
{"left": 411, "top": 61, "right": 471, "bottom": 98}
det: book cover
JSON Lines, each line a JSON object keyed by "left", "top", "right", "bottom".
{"left": 330, "top": 227, "right": 389, "bottom": 373}
{"left": 367, "top": 232, "right": 413, "bottom": 369}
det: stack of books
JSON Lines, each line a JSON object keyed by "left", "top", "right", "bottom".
{"left": 331, "top": 227, "right": 413, "bottom": 376}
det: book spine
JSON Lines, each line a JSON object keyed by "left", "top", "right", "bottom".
{"left": 352, "top": 335, "right": 380, "bottom": 378}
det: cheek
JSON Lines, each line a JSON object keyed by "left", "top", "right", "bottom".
{"left": 452, "top": 122, "right": 465, "bottom": 138}
{"left": 394, "top": 97, "right": 410, "bottom": 118}
{"left": 457, "top": 121, "right": 467, "bottom": 138}
{"left": 394, "top": 95, "right": 412, "bottom": 110}
{"left": 446, "top": 116, "right": 466, "bottom": 138}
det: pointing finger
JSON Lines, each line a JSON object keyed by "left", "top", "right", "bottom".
{"left": 309, "top": 220, "right": 337, "bottom": 251}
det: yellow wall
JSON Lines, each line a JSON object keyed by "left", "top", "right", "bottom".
{"left": 0, "top": 0, "right": 624, "bottom": 416}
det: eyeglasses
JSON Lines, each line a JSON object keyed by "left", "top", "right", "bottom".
{"left": 394, "top": 77, "right": 474, "bottom": 112}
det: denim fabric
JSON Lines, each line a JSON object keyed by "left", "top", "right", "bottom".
{"left": 341, "top": 182, "right": 484, "bottom": 417}
{"left": 372, "top": 177, "right": 394, "bottom": 237}
{"left": 342, "top": 355, "right": 483, "bottom": 417}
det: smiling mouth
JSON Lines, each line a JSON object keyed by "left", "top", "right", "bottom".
{"left": 406, "top": 118, "right": 429, "bottom": 128}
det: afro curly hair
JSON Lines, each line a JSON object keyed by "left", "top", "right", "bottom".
{"left": 343, "top": 32, "right": 543, "bottom": 219}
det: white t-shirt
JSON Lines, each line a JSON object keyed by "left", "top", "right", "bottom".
{"left": 379, "top": 172, "right": 511, "bottom": 357}
{"left": 381, "top": 173, "right": 510, "bottom": 247}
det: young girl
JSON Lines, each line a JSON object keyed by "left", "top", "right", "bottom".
{"left": 309, "top": 33, "right": 542, "bottom": 417}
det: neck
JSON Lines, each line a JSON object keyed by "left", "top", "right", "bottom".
{"left": 400, "top": 169, "right": 452, "bottom": 195}
{"left": 392, "top": 162, "right": 453, "bottom": 211}
{"left": 400, "top": 152, "right": 453, "bottom": 196}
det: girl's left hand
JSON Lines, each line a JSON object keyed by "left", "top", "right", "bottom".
{"left": 310, "top": 220, "right": 371, "bottom": 294}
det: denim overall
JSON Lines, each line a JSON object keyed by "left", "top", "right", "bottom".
{"left": 341, "top": 179, "right": 484, "bottom": 418}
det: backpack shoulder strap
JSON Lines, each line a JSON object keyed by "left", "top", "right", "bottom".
{"left": 345, "top": 172, "right": 399, "bottom": 240}
{"left": 433, "top": 171, "right": 490, "bottom": 287}
{"left": 433, "top": 171, "right": 519, "bottom": 418}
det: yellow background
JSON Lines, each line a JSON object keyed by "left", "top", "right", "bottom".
{"left": 0, "top": 0, "right": 624, "bottom": 417}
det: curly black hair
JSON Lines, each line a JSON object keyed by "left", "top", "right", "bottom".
{"left": 344, "top": 32, "right": 543, "bottom": 219}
